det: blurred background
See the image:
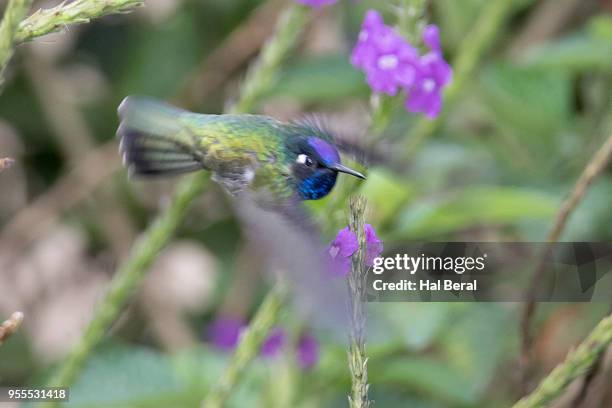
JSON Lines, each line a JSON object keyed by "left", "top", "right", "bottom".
{"left": 1, "top": 0, "right": 612, "bottom": 406}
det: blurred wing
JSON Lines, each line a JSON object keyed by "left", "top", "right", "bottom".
{"left": 117, "top": 96, "right": 206, "bottom": 176}
{"left": 233, "top": 192, "right": 348, "bottom": 334}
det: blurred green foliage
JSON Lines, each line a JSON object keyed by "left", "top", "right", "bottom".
{"left": 2, "top": 0, "right": 612, "bottom": 407}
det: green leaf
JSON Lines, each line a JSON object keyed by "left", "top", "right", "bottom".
{"left": 522, "top": 34, "right": 612, "bottom": 73}
{"left": 357, "top": 169, "right": 415, "bottom": 225}
{"left": 480, "top": 63, "right": 571, "bottom": 145}
{"left": 266, "top": 55, "right": 369, "bottom": 104}
{"left": 439, "top": 304, "right": 513, "bottom": 397}
{"left": 393, "top": 186, "right": 558, "bottom": 239}
{"left": 369, "top": 303, "right": 452, "bottom": 350}
{"left": 433, "top": 0, "right": 489, "bottom": 50}
{"left": 68, "top": 344, "right": 266, "bottom": 408}
{"left": 434, "top": 0, "right": 531, "bottom": 51}
{"left": 173, "top": 346, "right": 266, "bottom": 407}
{"left": 589, "top": 15, "right": 612, "bottom": 41}
{"left": 69, "top": 344, "right": 183, "bottom": 408}
{"left": 372, "top": 356, "right": 478, "bottom": 405}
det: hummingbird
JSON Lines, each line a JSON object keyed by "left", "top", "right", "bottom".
{"left": 117, "top": 96, "right": 363, "bottom": 330}
{"left": 117, "top": 96, "right": 366, "bottom": 210}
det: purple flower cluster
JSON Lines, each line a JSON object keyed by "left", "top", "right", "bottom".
{"left": 351, "top": 10, "right": 452, "bottom": 119}
{"left": 295, "top": 0, "right": 338, "bottom": 7}
{"left": 207, "top": 316, "right": 319, "bottom": 369}
{"left": 327, "top": 224, "right": 383, "bottom": 277}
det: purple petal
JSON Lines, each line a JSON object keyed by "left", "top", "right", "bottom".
{"left": 423, "top": 25, "right": 441, "bottom": 52}
{"left": 403, "top": 48, "right": 453, "bottom": 119}
{"left": 329, "top": 227, "right": 358, "bottom": 258}
{"left": 395, "top": 64, "right": 419, "bottom": 88}
{"left": 297, "top": 334, "right": 319, "bottom": 369}
{"left": 260, "top": 327, "right": 286, "bottom": 357}
{"left": 366, "top": 69, "right": 400, "bottom": 96}
{"left": 329, "top": 254, "right": 352, "bottom": 277}
{"left": 421, "top": 52, "right": 453, "bottom": 86}
{"left": 327, "top": 227, "right": 357, "bottom": 277}
{"left": 364, "top": 224, "right": 384, "bottom": 266}
{"left": 405, "top": 80, "right": 442, "bottom": 119}
{"left": 362, "top": 9, "right": 385, "bottom": 30}
{"left": 207, "top": 316, "right": 245, "bottom": 351}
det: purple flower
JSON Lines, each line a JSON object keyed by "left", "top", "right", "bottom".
{"left": 350, "top": 11, "right": 452, "bottom": 119}
{"left": 405, "top": 26, "right": 453, "bottom": 118}
{"left": 327, "top": 227, "right": 358, "bottom": 277}
{"left": 207, "top": 316, "right": 245, "bottom": 351}
{"left": 297, "top": 333, "right": 319, "bottom": 369}
{"left": 351, "top": 10, "right": 420, "bottom": 96}
{"left": 260, "top": 327, "right": 286, "bottom": 357}
{"left": 364, "top": 223, "right": 383, "bottom": 266}
{"left": 327, "top": 224, "right": 384, "bottom": 276}
{"left": 295, "top": 0, "right": 337, "bottom": 7}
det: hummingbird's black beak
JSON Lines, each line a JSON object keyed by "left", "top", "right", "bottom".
{"left": 329, "top": 163, "right": 366, "bottom": 179}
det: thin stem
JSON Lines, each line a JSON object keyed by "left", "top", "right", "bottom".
{"left": 231, "top": 4, "right": 309, "bottom": 115}
{"left": 347, "top": 195, "right": 371, "bottom": 408}
{"left": 0, "top": 0, "right": 33, "bottom": 85}
{"left": 45, "top": 174, "right": 210, "bottom": 391}
{"left": 520, "top": 133, "right": 612, "bottom": 390}
{"left": 15, "top": 0, "right": 143, "bottom": 43}
{"left": 368, "top": 94, "right": 399, "bottom": 140}
{"left": 546, "top": 134, "right": 612, "bottom": 244}
{"left": 202, "top": 284, "right": 287, "bottom": 408}
{"left": 513, "top": 314, "right": 612, "bottom": 408}
{"left": 403, "top": 0, "right": 514, "bottom": 157}
{"left": 368, "top": 0, "right": 428, "bottom": 141}
{"left": 396, "top": 0, "right": 427, "bottom": 43}
{"left": 44, "top": 1, "right": 311, "bottom": 399}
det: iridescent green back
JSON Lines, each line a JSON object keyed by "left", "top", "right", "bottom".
{"left": 179, "top": 113, "right": 295, "bottom": 201}
{"left": 118, "top": 96, "right": 297, "bottom": 203}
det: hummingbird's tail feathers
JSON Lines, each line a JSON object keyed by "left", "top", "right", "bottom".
{"left": 117, "top": 96, "right": 203, "bottom": 177}
{"left": 118, "top": 127, "right": 203, "bottom": 176}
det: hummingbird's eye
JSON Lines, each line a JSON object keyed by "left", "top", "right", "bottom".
{"left": 297, "top": 154, "right": 315, "bottom": 167}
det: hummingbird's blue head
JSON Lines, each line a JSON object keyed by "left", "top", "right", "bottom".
{"left": 290, "top": 137, "right": 366, "bottom": 200}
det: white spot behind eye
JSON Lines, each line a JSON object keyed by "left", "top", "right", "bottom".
{"left": 297, "top": 154, "right": 309, "bottom": 165}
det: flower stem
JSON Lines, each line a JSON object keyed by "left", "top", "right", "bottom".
{"left": 397, "top": 0, "right": 427, "bottom": 43}
{"left": 202, "top": 284, "right": 287, "bottom": 408}
{"left": 44, "top": 1, "right": 310, "bottom": 399}
{"left": 0, "top": 0, "right": 33, "bottom": 86}
{"left": 231, "top": 4, "right": 309, "bottom": 115}
{"left": 368, "top": 0, "right": 428, "bottom": 140}
{"left": 347, "top": 195, "right": 371, "bottom": 408}
{"left": 520, "top": 133, "right": 612, "bottom": 390}
{"left": 512, "top": 314, "right": 612, "bottom": 408}
{"left": 15, "top": 0, "right": 143, "bottom": 43}
{"left": 403, "top": 0, "right": 515, "bottom": 157}
{"left": 45, "top": 176, "right": 210, "bottom": 394}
